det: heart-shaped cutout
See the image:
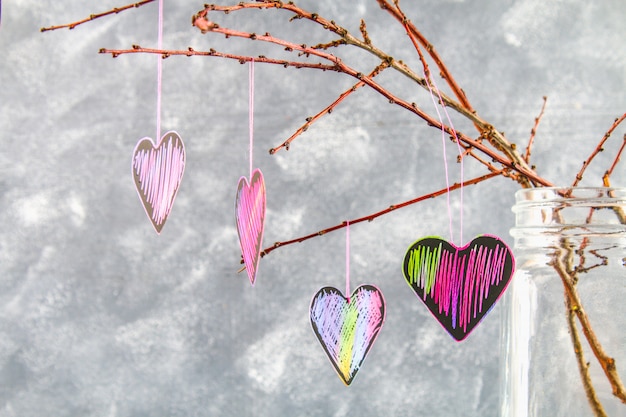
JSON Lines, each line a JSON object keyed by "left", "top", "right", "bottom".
{"left": 235, "top": 168, "right": 266, "bottom": 285}
{"left": 310, "top": 285, "right": 386, "bottom": 385}
{"left": 132, "top": 131, "right": 186, "bottom": 234}
{"left": 402, "top": 235, "right": 515, "bottom": 341}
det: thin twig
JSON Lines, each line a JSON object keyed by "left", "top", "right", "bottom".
{"left": 603, "top": 133, "right": 626, "bottom": 187}
{"left": 571, "top": 112, "right": 626, "bottom": 188}
{"left": 311, "top": 39, "right": 346, "bottom": 50}
{"left": 394, "top": 1, "right": 470, "bottom": 184}
{"left": 379, "top": 0, "right": 474, "bottom": 115}
{"left": 391, "top": 1, "right": 434, "bottom": 86}
{"left": 391, "top": 0, "right": 480, "bottom": 141}
{"left": 525, "top": 96, "right": 548, "bottom": 164}
{"left": 258, "top": 170, "right": 502, "bottom": 258}
{"left": 560, "top": 239, "right": 607, "bottom": 416}
{"left": 565, "top": 290, "right": 608, "bottom": 417}
{"left": 359, "top": 19, "right": 372, "bottom": 45}
{"left": 466, "top": 148, "right": 520, "bottom": 180}
{"left": 40, "top": 0, "right": 155, "bottom": 32}
{"left": 551, "top": 241, "right": 626, "bottom": 404}
{"left": 99, "top": 45, "right": 339, "bottom": 71}
{"left": 269, "top": 61, "right": 389, "bottom": 154}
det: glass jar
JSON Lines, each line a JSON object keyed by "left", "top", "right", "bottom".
{"left": 501, "top": 187, "right": 626, "bottom": 417}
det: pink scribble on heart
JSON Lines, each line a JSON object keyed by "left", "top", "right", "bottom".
{"left": 235, "top": 168, "right": 266, "bottom": 285}
{"left": 132, "top": 131, "right": 186, "bottom": 234}
{"left": 402, "top": 235, "right": 515, "bottom": 341}
{"left": 310, "top": 285, "right": 386, "bottom": 385}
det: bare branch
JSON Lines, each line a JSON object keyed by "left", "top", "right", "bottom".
{"left": 603, "top": 133, "right": 626, "bottom": 187}
{"left": 377, "top": 0, "right": 474, "bottom": 115}
{"left": 572, "top": 112, "right": 626, "bottom": 188}
{"left": 98, "top": 45, "right": 340, "bottom": 71}
{"left": 259, "top": 171, "right": 502, "bottom": 258}
{"left": 41, "top": 0, "right": 155, "bottom": 32}
{"left": 359, "top": 19, "right": 372, "bottom": 45}
{"left": 269, "top": 61, "right": 390, "bottom": 154}
{"left": 565, "top": 290, "right": 608, "bottom": 417}
{"left": 551, "top": 242, "right": 626, "bottom": 404}
{"left": 525, "top": 96, "right": 548, "bottom": 164}
{"left": 194, "top": 2, "right": 539, "bottom": 187}
{"left": 190, "top": 9, "right": 552, "bottom": 186}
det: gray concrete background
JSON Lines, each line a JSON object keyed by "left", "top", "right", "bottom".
{"left": 1, "top": 1, "right": 624, "bottom": 416}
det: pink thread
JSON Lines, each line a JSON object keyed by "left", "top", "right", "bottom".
{"left": 249, "top": 59, "right": 255, "bottom": 179}
{"left": 156, "top": 0, "right": 164, "bottom": 141}
{"left": 432, "top": 77, "right": 464, "bottom": 244}
{"left": 346, "top": 221, "right": 350, "bottom": 303}
{"left": 425, "top": 76, "right": 464, "bottom": 244}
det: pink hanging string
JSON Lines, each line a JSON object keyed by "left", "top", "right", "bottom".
{"left": 249, "top": 59, "right": 255, "bottom": 179}
{"left": 156, "top": 0, "right": 164, "bottom": 141}
{"left": 346, "top": 220, "right": 351, "bottom": 303}
{"left": 425, "top": 76, "right": 464, "bottom": 245}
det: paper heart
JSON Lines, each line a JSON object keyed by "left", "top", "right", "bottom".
{"left": 132, "top": 131, "right": 186, "bottom": 234}
{"left": 235, "top": 168, "right": 266, "bottom": 285}
{"left": 310, "top": 285, "right": 386, "bottom": 385}
{"left": 402, "top": 235, "right": 515, "bottom": 341}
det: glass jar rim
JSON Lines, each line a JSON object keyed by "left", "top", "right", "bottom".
{"left": 514, "top": 187, "right": 626, "bottom": 204}
{"left": 511, "top": 186, "right": 626, "bottom": 232}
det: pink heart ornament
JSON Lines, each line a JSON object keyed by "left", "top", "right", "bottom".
{"left": 402, "top": 235, "right": 515, "bottom": 341}
{"left": 310, "top": 285, "right": 386, "bottom": 385}
{"left": 132, "top": 131, "right": 186, "bottom": 234}
{"left": 235, "top": 168, "right": 266, "bottom": 285}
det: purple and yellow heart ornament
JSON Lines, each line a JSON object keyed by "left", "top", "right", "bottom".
{"left": 310, "top": 285, "right": 386, "bottom": 385}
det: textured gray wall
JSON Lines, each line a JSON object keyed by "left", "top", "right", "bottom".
{"left": 1, "top": 1, "right": 624, "bottom": 416}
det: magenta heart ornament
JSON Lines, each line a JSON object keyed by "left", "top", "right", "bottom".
{"left": 402, "top": 235, "right": 515, "bottom": 341}
{"left": 310, "top": 285, "right": 386, "bottom": 385}
{"left": 132, "top": 131, "right": 186, "bottom": 234}
{"left": 235, "top": 168, "right": 266, "bottom": 285}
